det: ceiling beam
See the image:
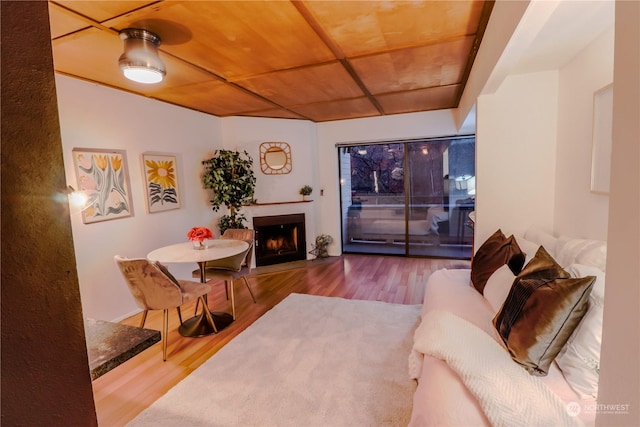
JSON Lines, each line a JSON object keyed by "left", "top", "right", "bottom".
{"left": 291, "top": 0, "right": 385, "bottom": 115}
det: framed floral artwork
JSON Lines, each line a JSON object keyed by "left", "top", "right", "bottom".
{"left": 141, "top": 152, "right": 181, "bottom": 213}
{"left": 72, "top": 148, "right": 134, "bottom": 224}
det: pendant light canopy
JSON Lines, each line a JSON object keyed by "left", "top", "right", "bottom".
{"left": 118, "top": 28, "right": 166, "bottom": 84}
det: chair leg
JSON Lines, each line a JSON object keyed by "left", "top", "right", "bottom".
{"left": 243, "top": 276, "right": 257, "bottom": 303}
{"left": 229, "top": 280, "right": 236, "bottom": 320}
{"left": 176, "top": 306, "right": 183, "bottom": 324}
{"left": 139, "top": 310, "right": 148, "bottom": 328}
{"left": 162, "top": 309, "right": 169, "bottom": 362}
{"left": 225, "top": 281, "right": 230, "bottom": 301}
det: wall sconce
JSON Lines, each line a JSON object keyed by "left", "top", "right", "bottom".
{"left": 66, "top": 185, "right": 90, "bottom": 208}
{"left": 119, "top": 28, "right": 166, "bottom": 84}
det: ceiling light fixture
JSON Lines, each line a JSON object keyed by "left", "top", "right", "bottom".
{"left": 118, "top": 28, "right": 166, "bottom": 84}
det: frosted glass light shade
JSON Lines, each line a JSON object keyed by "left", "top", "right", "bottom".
{"left": 122, "top": 67, "right": 163, "bottom": 84}
{"left": 119, "top": 29, "right": 166, "bottom": 84}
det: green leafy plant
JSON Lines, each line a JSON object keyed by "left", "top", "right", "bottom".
{"left": 299, "top": 185, "right": 313, "bottom": 196}
{"left": 202, "top": 150, "right": 256, "bottom": 233}
{"left": 218, "top": 213, "right": 248, "bottom": 234}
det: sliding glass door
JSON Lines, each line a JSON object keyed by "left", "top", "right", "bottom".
{"left": 341, "top": 143, "right": 406, "bottom": 255}
{"left": 339, "top": 136, "right": 475, "bottom": 259}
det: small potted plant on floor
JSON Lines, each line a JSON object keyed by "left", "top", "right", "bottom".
{"left": 309, "top": 234, "right": 333, "bottom": 258}
{"left": 299, "top": 185, "right": 312, "bottom": 200}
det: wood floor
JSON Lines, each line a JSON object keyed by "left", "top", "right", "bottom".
{"left": 92, "top": 254, "right": 470, "bottom": 426}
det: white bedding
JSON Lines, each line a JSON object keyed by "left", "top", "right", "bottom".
{"left": 409, "top": 268, "right": 596, "bottom": 427}
{"left": 411, "top": 310, "right": 584, "bottom": 427}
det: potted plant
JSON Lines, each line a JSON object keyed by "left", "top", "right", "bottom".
{"left": 309, "top": 234, "right": 333, "bottom": 258}
{"left": 299, "top": 185, "right": 312, "bottom": 200}
{"left": 202, "top": 150, "right": 256, "bottom": 234}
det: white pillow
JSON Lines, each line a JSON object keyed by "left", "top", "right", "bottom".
{"left": 555, "top": 236, "right": 607, "bottom": 271}
{"left": 514, "top": 236, "right": 540, "bottom": 263}
{"left": 576, "top": 243, "right": 607, "bottom": 272}
{"left": 565, "top": 264, "right": 605, "bottom": 305}
{"left": 483, "top": 264, "right": 516, "bottom": 316}
{"left": 524, "top": 226, "right": 558, "bottom": 257}
{"left": 555, "top": 264, "right": 605, "bottom": 399}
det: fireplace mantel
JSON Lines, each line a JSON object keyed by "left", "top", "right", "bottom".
{"left": 249, "top": 200, "right": 312, "bottom": 206}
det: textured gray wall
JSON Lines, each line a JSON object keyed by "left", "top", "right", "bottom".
{"left": 1, "top": 2, "right": 98, "bottom": 425}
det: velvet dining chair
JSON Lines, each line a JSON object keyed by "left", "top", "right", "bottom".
{"left": 114, "top": 255, "right": 212, "bottom": 361}
{"left": 192, "top": 229, "right": 257, "bottom": 319}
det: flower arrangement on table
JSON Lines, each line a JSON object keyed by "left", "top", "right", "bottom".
{"left": 309, "top": 233, "right": 333, "bottom": 258}
{"left": 187, "top": 226, "right": 213, "bottom": 250}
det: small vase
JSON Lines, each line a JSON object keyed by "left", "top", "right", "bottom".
{"left": 192, "top": 240, "right": 207, "bottom": 250}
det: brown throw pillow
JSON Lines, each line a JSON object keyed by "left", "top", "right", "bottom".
{"left": 493, "top": 246, "right": 595, "bottom": 376}
{"left": 471, "top": 229, "right": 525, "bottom": 294}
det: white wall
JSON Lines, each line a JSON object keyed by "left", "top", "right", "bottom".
{"left": 57, "top": 75, "right": 223, "bottom": 321}
{"left": 474, "top": 23, "right": 614, "bottom": 245}
{"left": 220, "top": 116, "right": 317, "bottom": 205}
{"left": 219, "top": 116, "right": 319, "bottom": 256}
{"left": 555, "top": 27, "right": 614, "bottom": 240}
{"left": 315, "top": 110, "right": 475, "bottom": 255}
{"left": 596, "top": 1, "right": 640, "bottom": 424}
{"left": 475, "top": 71, "right": 559, "bottom": 243}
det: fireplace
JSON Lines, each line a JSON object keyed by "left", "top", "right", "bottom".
{"left": 253, "top": 213, "right": 306, "bottom": 267}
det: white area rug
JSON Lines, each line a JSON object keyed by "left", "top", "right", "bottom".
{"left": 127, "top": 293, "right": 421, "bottom": 427}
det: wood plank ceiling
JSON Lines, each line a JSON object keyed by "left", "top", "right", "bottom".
{"left": 49, "top": 1, "right": 494, "bottom": 123}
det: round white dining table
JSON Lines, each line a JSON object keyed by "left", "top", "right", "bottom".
{"left": 147, "top": 239, "right": 249, "bottom": 337}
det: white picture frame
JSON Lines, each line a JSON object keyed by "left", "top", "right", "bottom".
{"left": 72, "top": 148, "right": 134, "bottom": 224}
{"left": 141, "top": 152, "right": 181, "bottom": 213}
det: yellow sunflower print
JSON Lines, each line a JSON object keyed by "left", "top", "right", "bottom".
{"left": 146, "top": 160, "right": 176, "bottom": 189}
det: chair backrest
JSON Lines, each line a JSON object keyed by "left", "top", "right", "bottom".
{"left": 221, "top": 228, "right": 255, "bottom": 268}
{"left": 221, "top": 228, "right": 254, "bottom": 242}
{"left": 114, "top": 255, "right": 183, "bottom": 310}
{"left": 203, "top": 244, "right": 252, "bottom": 273}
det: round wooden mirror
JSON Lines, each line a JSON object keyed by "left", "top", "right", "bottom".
{"left": 265, "top": 147, "right": 287, "bottom": 170}
{"left": 260, "top": 142, "right": 292, "bottom": 174}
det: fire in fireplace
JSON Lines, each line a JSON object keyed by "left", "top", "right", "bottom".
{"left": 253, "top": 213, "right": 306, "bottom": 267}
